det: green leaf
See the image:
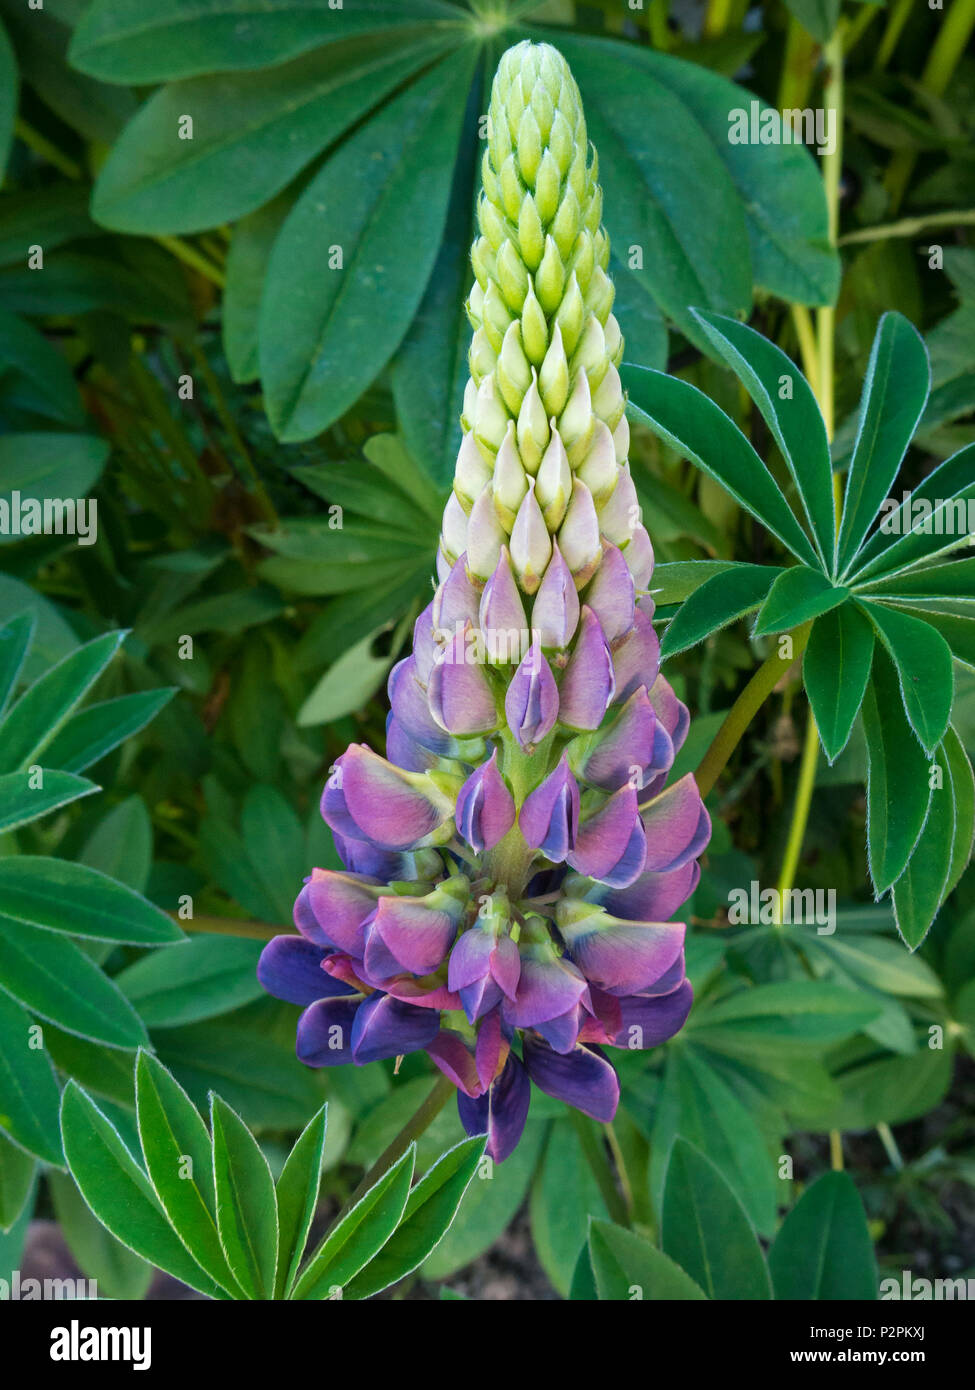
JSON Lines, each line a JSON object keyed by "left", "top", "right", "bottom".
{"left": 392, "top": 68, "right": 481, "bottom": 488}
{"left": 135, "top": 1051, "right": 242, "bottom": 1296}
{"left": 44, "top": 1026, "right": 138, "bottom": 1109}
{"left": 557, "top": 36, "right": 751, "bottom": 345}
{"left": 661, "top": 1139, "right": 771, "bottom": 1299}
{"left": 648, "top": 1047, "right": 777, "bottom": 1238}
{"left": 0, "top": 185, "right": 94, "bottom": 269}
{"left": 422, "top": 1120, "right": 546, "bottom": 1279}
{"left": 60, "top": 1081, "right": 223, "bottom": 1298}
{"left": 589, "top": 1219, "right": 708, "bottom": 1301}
{"left": 693, "top": 311, "right": 835, "bottom": 565}
{"left": 781, "top": 0, "right": 841, "bottom": 44}
{"left": 0, "top": 17, "right": 17, "bottom": 182}
{"left": 0, "top": 630, "right": 126, "bottom": 775}
{"left": 753, "top": 568, "right": 848, "bottom": 636}
{"left": 343, "top": 1135, "right": 486, "bottom": 1300}
{"left": 615, "top": 45, "right": 837, "bottom": 307}
{"left": 92, "top": 32, "right": 457, "bottom": 235}
{"left": 0, "top": 612, "right": 34, "bottom": 716}
{"left": 831, "top": 1045, "right": 952, "bottom": 1130}
{"left": 530, "top": 1118, "right": 609, "bottom": 1296}
{"left": 861, "top": 600, "right": 953, "bottom": 754}
{"left": 115, "top": 935, "right": 264, "bottom": 1028}
{"left": 811, "top": 933, "right": 942, "bottom": 998}
{"left": 79, "top": 796, "right": 152, "bottom": 893}
{"left": 769, "top": 1171, "right": 877, "bottom": 1299}
{"left": 43, "top": 688, "right": 175, "bottom": 773}
{"left": 0, "top": 857, "right": 184, "bottom": 945}
{"left": 0, "top": 434, "right": 108, "bottom": 543}
{"left": 0, "top": 769, "right": 97, "bottom": 835}
{"left": 291, "top": 1144, "right": 415, "bottom": 1299}
{"left": 223, "top": 192, "right": 296, "bottom": 385}
{"left": 297, "top": 623, "right": 397, "bottom": 726}
{"left": 649, "top": 560, "right": 745, "bottom": 606}
{"left": 0, "top": 1131, "right": 36, "bottom": 1233}
{"left": 623, "top": 365, "right": 820, "bottom": 565}
{"left": 688, "top": 981, "right": 881, "bottom": 1049}
{"left": 804, "top": 604, "right": 875, "bottom": 762}
{"left": 70, "top": 0, "right": 460, "bottom": 82}
{"left": 274, "top": 1103, "right": 327, "bottom": 1299}
{"left": 0, "top": 312, "right": 85, "bottom": 427}
{"left": 261, "top": 45, "right": 477, "bottom": 442}
{"left": 836, "top": 313, "right": 930, "bottom": 576}
{"left": 659, "top": 564, "right": 783, "bottom": 659}
{"left": 891, "top": 740, "right": 956, "bottom": 949}
{"left": 862, "top": 646, "right": 935, "bottom": 894}
{"left": 211, "top": 1094, "right": 278, "bottom": 1299}
{"left": 0, "top": 987, "right": 63, "bottom": 1164}
{"left": 0, "top": 915, "right": 147, "bottom": 1048}
{"left": 852, "top": 443, "right": 975, "bottom": 581}
{"left": 48, "top": 1170, "right": 151, "bottom": 1300}
{"left": 943, "top": 725, "right": 975, "bottom": 901}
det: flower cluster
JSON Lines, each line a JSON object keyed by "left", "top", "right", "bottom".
{"left": 259, "top": 40, "right": 710, "bottom": 1160}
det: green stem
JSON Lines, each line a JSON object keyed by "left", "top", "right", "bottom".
{"left": 694, "top": 624, "right": 811, "bottom": 798}
{"left": 177, "top": 914, "right": 282, "bottom": 940}
{"left": 777, "top": 16, "right": 817, "bottom": 113}
{"left": 885, "top": 0, "right": 975, "bottom": 211}
{"left": 839, "top": 208, "right": 975, "bottom": 245}
{"left": 829, "top": 1128, "right": 844, "bottom": 1171}
{"left": 876, "top": 1121, "right": 905, "bottom": 1171}
{"left": 874, "top": 0, "right": 912, "bottom": 72}
{"left": 570, "top": 1110, "right": 629, "bottom": 1227}
{"left": 774, "top": 708, "right": 820, "bottom": 917}
{"left": 336, "top": 1074, "right": 455, "bottom": 1220}
{"left": 702, "top": 0, "right": 733, "bottom": 40}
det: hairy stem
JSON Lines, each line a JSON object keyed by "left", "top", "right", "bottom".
{"left": 571, "top": 1110, "right": 629, "bottom": 1227}
{"left": 336, "top": 1074, "right": 456, "bottom": 1220}
{"left": 694, "top": 624, "right": 811, "bottom": 798}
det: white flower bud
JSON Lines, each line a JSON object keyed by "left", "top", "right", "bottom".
{"left": 576, "top": 420, "right": 618, "bottom": 504}
{"left": 492, "top": 421, "right": 528, "bottom": 530}
{"left": 536, "top": 424, "right": 572, "bottom": 530}
{"left": 473, "top": 374, "right": 510, "bottom": 454}
{"left": 442, "top": 489, "right": 470, "bottom": 560}
{"left": 454, "top": 429, "right": 493, "bottom": 509}
{"left": 558, "top": 478, "right": 601, "bottom": 582}
{"left": 497, "top": 320, "right": 532, "bottom": 413}
{"left": 597, "top": 463, "right": 639, "bottom": 546}
{"left": 510, "top": 480, "right": 553, "bottom": 594}
{"left": 539, "top": 322, "right": 570, "bottom": 417}
{"left": 467, "top": 486, "right": 507, "bottom": 580}
{"left": 592, "top": 360, "right": 625, "bottom": 430}
{"left": 517, "top": 370, "right": 550, "bottom": 474}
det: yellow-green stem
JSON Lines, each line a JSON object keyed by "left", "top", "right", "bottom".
{"left": 695, "top": 624, "right": 811, "bottom": 798}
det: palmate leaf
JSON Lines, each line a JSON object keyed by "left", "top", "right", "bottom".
{"left": 849, "top": 442, "right": 975, "bottom": 584}
{"left": 0, "top": 856, "right": 184, "bottom": 945}
{"left": 0, "top": 769, "right": 97, "bottom": 835}
{"left": 661, "top": 1139, "right": 772, "bottom": 1300}
{"left": 768, "top": 1171, "right": 876, "bottom": 1300}
{"left": 623, "top": 365, "right": 820, "bottom": 566}
{"left": 261, "top": 45, "right": 478, "bottom": 442}
{"left": 859, "top": 600, "right": 953, "bottom": 755}
{"left": 273, "top": 1103, "right": 328, "bottom": 1299}
{"left": 752, "top": 567, "right": 848, "bottom": 636}
{"left": 659, "top": 564, "right": 783, "bottom": 659}
{"left": 211, "top": 1094, "right": 279, "bottom": 1300}
{"left": 70, "top": 0, "right": 462, "bottom": 83}
{"left": 92, "top": 32, "right": 458, "bottom": 235}
{"left": 803, "top": 604, "right": 875, "bottom": 762}
{"left": 861, "top": 646, "right": 933, "bottom": 896}
{"left": 42, "top": 688, "right": 176, "bottom": 773}
{"left": 693, "top": 311, "right": 836, "bottom": 566}
{"left": 836, "top": 313, "right": 931, "bottom": 578}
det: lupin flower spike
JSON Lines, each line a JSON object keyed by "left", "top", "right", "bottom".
{"left": 260, "top": 39, "right": 709, "bottom": 1162}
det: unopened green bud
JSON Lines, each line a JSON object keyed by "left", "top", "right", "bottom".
{"left": 555, "top": 271, "right": 585, "bottom": 354}
{"left": 461, "top": 376, "right": 477, "bottom": 432}
{"left": 532, "top": 81, "right": 555, "bottom": 144}
{"left": 481, "top": 147, "right": 498, "bottom": 204}
{"left": 497, "top": 238, "right": 530, "bottom": 313}
{"left": 539, "top": 322, "right": 570, "bottom": 417}
{"left": 558, "top": 478, "right": 601, "bottom": 582}
{"left": 568, "top": 143, "right": 588, "bottom": 204}
{"left": 518, "top": 193, "right": 545, "bottom": 271}
{"left": 467, "top": 281, "right": 484, "bottom": 329}
{"left": 499, "top": 153, "right": 523, "bottom": 222}
{"left": 478, "top": 194, "right": 507, "bottom": 252}
{"left": 549, "top": 110, "right": 574, "bottom": 177}
{"left": 517, "top": 107, "right": 543, "bottom": 186}
{"left": 534, "top": 149, "right": 562, "bottom": 224}
{"left": 559, "top": 367, "right": 594, "bottom": 462}
{"left": 613, "top": 412, "right": 630, "bottom": 464}
{"left": 535, "top": 235, "right": 566, "bottom": 315}
{"left": 517, "top": 371, "right": 550, "bottom": 473}
{"left": 482, "top": 279, "right": 512, "bottom": 351}
{"left": 493, "top": 421, "right": 528, "bottom": 530}
{"left": 535, "top": 425, "right": 572, "bottom": 529}
{"left": 469, "top": 326, "right": 496, "bottom": 385}
{"left": 604, "top": 312, "right": 623, "bottom": 365}
{"left": 552, "top": 187, "right": 581, "bottom": 262}
{"left": 586, "top": 264, "right": 615, "bottom": 323}
{"left": 497, "top": 321, "right": 532, "bottom": 413}
{"left": 572, "top": 314, "right": 608, "bottom": 389}
{"left": 592, "top": 361, "right": 625, "bottom": 431}
{"left": 510, "top": 481, "right": 552, "bottom": 594}
{"left": 473, "top": 375, "right": 509, "bottom": 454}
{"left": 521, "top": 284, "right": 549, "bottom": 366}
{"left": 467, "top": 487, "right": 506, "bottom": 580}
{"left": 576, "top": 420, "right": 618, "bottom": 504}
{"left": 455, "top": 429, "right": 493, "bottom": 509}
{"left": 471, "top": 235, "right": 492, "bottom": 291}
{"left": 569, "top": 229, "right": 595, "bottom": 291}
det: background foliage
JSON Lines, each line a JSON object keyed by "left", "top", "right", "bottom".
{"left": 1, "top": 0, "right": 975, "bottom": 1299}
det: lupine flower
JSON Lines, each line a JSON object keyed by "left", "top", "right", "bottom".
{"left": 259, "top": 39, "right": 709, "bottom": 1161}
